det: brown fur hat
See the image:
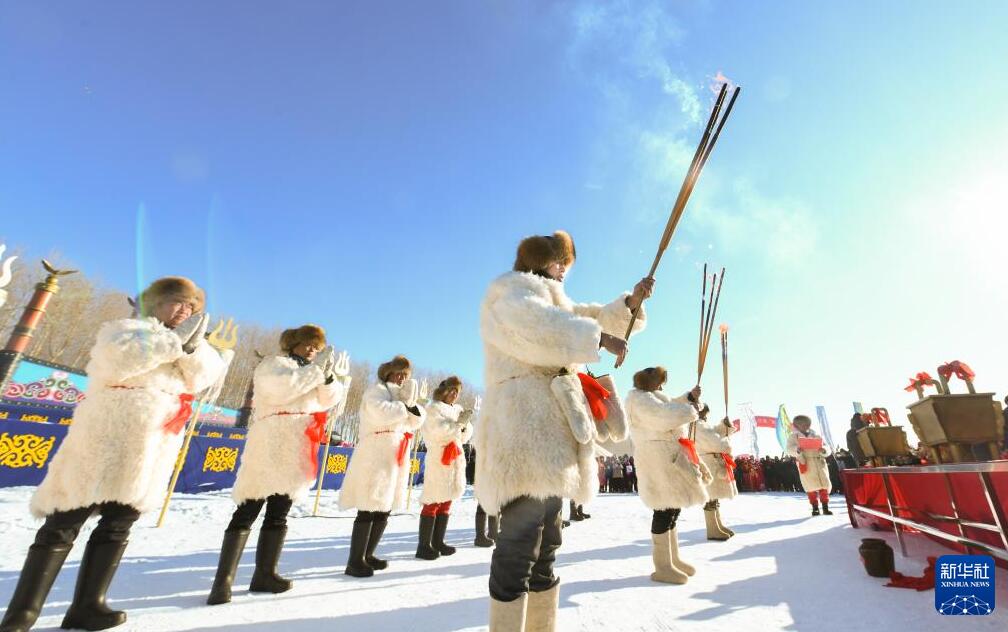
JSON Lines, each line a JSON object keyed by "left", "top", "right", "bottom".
{"left": 139, "top": 276, "right": 205, "bottom": 317}
{"left": 433, "top": 375, "right": 463, "bottom": 402}
{"left": 279, "top": 324, "right": 327, "bottom": 353}
{"left": 793, "top": 414, "right": 813, "bottom": 429}
{"left": 633, "top": 366, "right": 668, "bottom": 392}
{"left": 377, "top": 355, "right": 412, "bottom": 382}
{"left": 513, "top": 230, "right": 576, "bottom": 273}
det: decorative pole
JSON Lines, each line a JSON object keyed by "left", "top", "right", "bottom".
{"left": 0, "top": 259, "right": 76, "bottom": 394}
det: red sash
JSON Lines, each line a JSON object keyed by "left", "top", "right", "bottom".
{"left": 397, "top": 432, "right": 414, "bottom": 467}
{"left": 441, "top": 442, "right": 462, "bottom": 466}
{"left": 109, "top": 386, "right": 194, "bottom": 435}
{"left": 678, "top": 437, "right": 700, "bottom": 465}
{"left": 798, "top": 462, "right": 809, "bottom": 474}
{"left": 304, "top": 411, "right": 329, "bottom": 476}
{"left": 577, "top": 372, "right": 610, "bottom": 421}
{"left": 163, "top": 393, "right": 195, "bottom": 435}
{"left": 720, "top": 453, "right": 736, "bottom": 481}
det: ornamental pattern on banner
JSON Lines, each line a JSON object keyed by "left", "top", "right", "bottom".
{"left": 202, "top": 447, "right": 239, "bottom": 472}
{"left": 326, "top": 453, "right": 348, "bottom": 475}
{"left": 5, "top": 371, "right": 86, "bottom": 405}
{"left": 0, "top": 432, "right": 56, "bottom": 469}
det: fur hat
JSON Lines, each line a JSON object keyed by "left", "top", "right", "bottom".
{"left": 279, "top": 324, "right": 327, "bottom": 353}
{"left": 513, "top": 230, "right": 576, "bottom": 273}
{"left": 433, "top": 375, "right": 463, "bottom": 402}
{"left": 793, "top": 414, "right": 813, "bottom": 429}
{"left": 377, "top": 355, "right": 412, "bottom": 382}
{"left": 633, "top": 366, "right": 668, "bottom": 392}
{"left": 139, "top": 276, "right": 205, "bottom": 317}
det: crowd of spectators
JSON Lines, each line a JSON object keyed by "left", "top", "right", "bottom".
{"left": 597, "top": 455, "right": 637, "bottom": 493}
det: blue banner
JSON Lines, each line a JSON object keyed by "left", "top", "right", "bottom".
{"left": 0, "top": 419, "right": 426, "bottom": 494}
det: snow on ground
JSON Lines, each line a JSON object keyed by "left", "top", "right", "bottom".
{"left": 1, "top": 487, "right": 1006, "bottom": 631}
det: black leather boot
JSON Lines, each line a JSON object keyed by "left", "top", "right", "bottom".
{"left": 248, "top": 527, "right": 292, "bottom": 594}
{"left": 364, "top": 513, "right": 389, "bottom": 570}
{"left": 432, "top": 514, "right": 456, "bottom": 556}
{"left": 578, "top": 505, "right": 591, "bottom": 519}
{"left": 0, "top": 543, "right": 72, "bottom": 632}
{"left": 60, "top": 540, "right": 128, "bottom": 630}
{"left": 474, "top": 506, "right": 494, "bottom": 548}
{"left": 569, "top": 500, "right": 583, "bottom": 522}
{"left": 822, "top": 501, "right": 833, "bottom": 515}
{"left": 415, "top": 515, "right": 440, "bottom": 560}
{"left": 344, "top": 518, "right": 374, "bottom": 578}
{"left": 811, "top": 504, "right": 821, "bottom": 516}
{"left": 488, "top": 514, "right": 499, "bottom": 542}
{"left": 207, "top": 529, "right": 250, "bottom": 605}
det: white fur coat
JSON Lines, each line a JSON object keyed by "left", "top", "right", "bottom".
{"left": 473, "top": 271, "right": 645, "bottom": 514}
{"left": 695, "top": 418, "right": 738, "bottom": 500}
{"left": 626, "top": 389, "right": 709, "bottom": 510}
{"left": 339, "top": 382, "right": 425, "bottom": 512}
{"left": 232, "top": 356, "right": 346, "bottom": 504}
{"left": 787, "top": 428, "right": 832, "bottom": 492}
{"left": 31, "top": 317, "right": 228, "bottom": 517}
{"left": 419, "top": 401, "right": 473, "bottom": 505}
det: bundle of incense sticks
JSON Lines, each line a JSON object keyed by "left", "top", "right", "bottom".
{"left": 619, "top": 83, "right": 741, "bottom": 357}
{"left": 697, "top": 264, "right": 725, "bottom": 382}
{"left": 720, "top": 323, "right": 729, "bottom": 422}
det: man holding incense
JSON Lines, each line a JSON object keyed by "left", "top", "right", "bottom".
{"left": 475, "top": 229, "right": 651, "bottom": 631}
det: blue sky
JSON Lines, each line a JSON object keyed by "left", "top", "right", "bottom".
{"left": 2, "top": 1, "right": 1006, "bottom": 452}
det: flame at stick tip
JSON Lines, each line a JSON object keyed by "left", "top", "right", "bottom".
{"left": 719, "top": 323, "right": 729, "bottom": 334}
{"left": 711, "top": 71, "right": 736, "bottom": 94}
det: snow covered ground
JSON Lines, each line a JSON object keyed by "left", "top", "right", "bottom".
{"left": 1, "top": 487, "right": 1006, "bottom": 631}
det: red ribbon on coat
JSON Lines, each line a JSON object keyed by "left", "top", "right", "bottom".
{"left": 678, "top": 437, "right": 700, "bottom": 465}
{"left": 798, "top": 462, "right": 809, "bottom": 474}
{"left": 577, "top": 372, "right": 610, "bottom": 421}
{"left": 904, "top": 371, "right": 935, "bottom": 393}
{"left": 441, "top": 442, "right": 462, "bottom": 466}
{"left": 720, "top": 453, "right": 736, "bottom": 481}
{"left": 937, "top": 361, "right": 975, "bottom": 383}
{"left": 303, "top": 411, "right": 329, "bottom": 476}
{"left": 397, "top": 432, "right": 414, "bottom": 467}
{"left": 163, "top": 393, "right": 195, "bottom": 435}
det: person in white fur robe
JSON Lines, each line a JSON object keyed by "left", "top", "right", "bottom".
{"left": 787, "top": 414, "right": 833, "bottom": 516}
{"left": 1, "top": 277, "right": 228, "bottom": 632}
{"left": 695, "top": 414, "right": 738, "bottom": 541}
{"left": 207, "top": 324, "right": 349, "bottom": 605}
{"left": 626, "top": 367, "right": 712, "bottom": 586}
{"left": 475, "top": 230, "right": 652, "bottom": 632}
{"left": 415, "top": 376, "right": 474, "bottom": 560}
{"left": 339, "top": 355, "right": 425, "bottom": 577}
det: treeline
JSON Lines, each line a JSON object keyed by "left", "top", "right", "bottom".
{"left": 0, "top": 247, "right": 479, "bottom": 431}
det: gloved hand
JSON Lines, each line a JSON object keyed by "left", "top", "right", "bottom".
{"left": 173, "top": 313, "right": 210, "bottom": 354}
{"left": 311, "top": 346, "right": 335, "bottom": 379}
{"left": 398, "top": 378, "right": 419, "bottom": 407}
{"left": 458, "top": 409, "right": 474, "bottom": 425}
{"left": 417, "top": 379, "right": 430, "bottom": 405}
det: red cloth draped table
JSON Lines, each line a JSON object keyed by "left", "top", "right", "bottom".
{"left": 843, "top": 463, "right": 1008, "bottom": 568}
